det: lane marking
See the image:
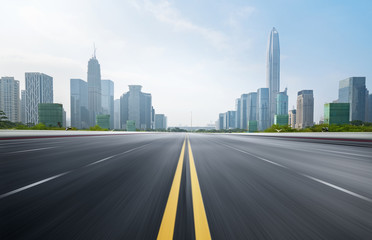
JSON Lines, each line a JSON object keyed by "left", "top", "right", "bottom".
{"left": 0, "top": 143, "right": 153, "bottom": 200}
{"left": 0, "top": 172, "right": 70, "bottom": 200}
{"left": 215, "top": 141, "right": 372, "bottom": 204}
{"left": 157, "top": 139, "right": 186, "bottom": 240}
{"left": 7, "top": 147, "right": 56, "bottom": 154}
{"left": 188, "top": 138, "right": 212, "bottom": 240}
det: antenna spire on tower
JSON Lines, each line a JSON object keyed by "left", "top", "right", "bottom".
{"left": 93, "top": 43, "right": 96, "bottom": 58}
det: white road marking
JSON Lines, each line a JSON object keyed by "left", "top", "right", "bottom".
{"left": 0, "top": 172, "right": 70, "bottom": 199}
{"left": 0, "top": 142, "right": 153, "bottom": 199}
{"left": 217, "top": 141, "right": 372, "bottom": 203}
{"left": 8, "top": 147, "right": 56, "bottom": 154}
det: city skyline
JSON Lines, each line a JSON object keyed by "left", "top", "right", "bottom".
{"left": 1, "top": 0, "right": 372, "bottom": 126}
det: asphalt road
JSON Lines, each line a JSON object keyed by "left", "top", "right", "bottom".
{"left": 1, "top": 133, "right": 372, "bottom": 239}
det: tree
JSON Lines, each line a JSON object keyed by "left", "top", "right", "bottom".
{"left": 0, "top": 110, "right": 8, "bottom": 121}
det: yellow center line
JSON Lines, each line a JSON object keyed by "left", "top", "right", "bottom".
{"left": 157, "top": 138, "right": 186, "bottom": 240}
{"left": 188, "top": 137, "right": 212, "bottom": 240}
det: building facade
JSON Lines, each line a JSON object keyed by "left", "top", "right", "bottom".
{"left": 288, "top": 109, "right": 296, "bottom": 128}
{"left": 277, "top": 89, "right": 288, "bottom": 115}
{"left": 87, "top": 54, "right": 102, "bottom": 127}
{"left": 25, "top": 72, "right": 53, "bottom": 125}
{"left": 21, "top": 90, "right": 26, "bottom": 123}
{"left": 235, "top": 98, "right": 241, "bottom": 129}
{"left": 296, "top": 90, "right": 314, "bottom": 129}
{"left": 257, "top": 88, "right": 270, "bottom": 131}
{"left": 338, "top": 77, "right": 367, "bottom": 122}
{"left": 226, "top": 111, "right": 237, "bottom": 129}
{"left": 266, "top": 27, "right": 280, "bottom": 126}
{"left": 38, "top": 103, "right": 63, "bottom": 127}
{"left": 70, "top": 79, "right": 89, "bottom": 129}
{"left": 369, "top": 94, "right": 372, "bottom": 122}
{"left": 155, "top": 114, "right": 167, "bottom": 130}
{"left": 101, "top": 80, "right": 114, "bottom": 129}
{"left": 96, "top": 114, "right": 110, "bottom": 129}
{"left": 0, "top": 77, "right": 20, "bottom": 122}
{"left": 324, "top": 103, "right": 350, "bottom": 125}
{"left": 246, "top": 92, "right": 257, "bottom": 126}
{"left": 240, "top": 94, "right": 248, "bottom": 130}
{"left": 120, "top": 85, "right": 152, "bottom": 130}
{"left": 114, "top": 99, "right": 120, "bottom": 129}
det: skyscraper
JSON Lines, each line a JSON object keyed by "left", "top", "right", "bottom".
{"left": 246, "top": 92, "right": 257, "bottom": 123}
{"left": 257, "top": 88, "right": 270, "bottom": 131}
{"left": 70, "top": 79, "right": 88, "bottom": 129}
{"left": 25, "top": 72, "right": 53, "bottom": 125}
{"left": 288, "top": 109, "right": 296, "bottom": 128}
{"left": 120, "top": 85, "right": 152, "bottom": 130}
{"left": 296, "top": 90, "right": 314, "bottom": 129}
{"left": 276, "top": 89, "right": 288, "bottom": 115}
{"left": 114, "top": 99, "right": 120, "bottom": 129}
{"left": 87, "top": 51, "right": 102, "bottom": 127}
{"left": 155, "top": 114, "right": 167, "bottom": 130}
{"left": 266, "top": 27, "right": 280, "bottom": 126}
{"left": 235, "top": 98, "right": 241, "bottom": 129}
{"left": 101, "top": 80, "right": 114, "bottom": 129}
{"left": 21, "top": 90, "right": 26, "bottom": 123}
{"left": 0, "top": 77, "right": 20, "bottom": 122}
{"left": 240, "top": 94, "right": 248, "bottom": 129}
{"left": 338, "top": 77, "right": 367, "bottom": 122}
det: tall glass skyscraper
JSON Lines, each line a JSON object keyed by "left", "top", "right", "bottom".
{"left": 0, "top": 77, "right": 20, "bottom": 123}
{"left": 70, "top": 79, "right": 88, "bottom": 129}
{"left": 296, "top": 90, "right": 314, "bottom": 129}
{"left": 247, "top": 92, "right": 257, "bottom": 123}
{"left": 25, "top": 72, "right": 53, "bottom": 125}
{"left": 266, "top": 28, "right": 280, "bottom": 126}
{"left": 338, "top": 77, "right": 367, "bottom": 122}
{"left": 276, "top": 88, "right": 288, "bottom": 115}
{"left": 257, "top": 88, "right": 270, "bottom": 131}
{"left": 101, "top": 80, "right": 114, "bottom": 129}
{"left": 87, "top": 51, "right": 102, "bottom": 127}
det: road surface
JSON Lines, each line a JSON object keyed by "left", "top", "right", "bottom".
{"left": 1, "top": 133, "right": 372, "bottom": 239}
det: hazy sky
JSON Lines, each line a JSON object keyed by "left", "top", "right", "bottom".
{"left": 1, "top": 0, "right": 371, "bottom": 126}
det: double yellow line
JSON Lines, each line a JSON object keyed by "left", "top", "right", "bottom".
{"left": 157, "top": 136, "right": 211, "bottom": 240}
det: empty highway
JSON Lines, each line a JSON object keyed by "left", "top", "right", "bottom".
{"left": 1, "top": 132, "right": 372, "bottom": 239}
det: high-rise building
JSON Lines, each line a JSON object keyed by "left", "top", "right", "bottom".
{"left": 218, "top": 113, "right": 224, "bottom": 130}
{"left": 101, "top": 80, "right": 114, "bottom": 129}
{"left": 296, "top": 90, "right": 314, "bottom": 129}
{"left": 288, "top": 109, "right": 296, "bottom": 128}
{"left": 368, "top": 94, "right": 372, "bottom": 122}
{"left": 276, "top": 89, "right": 288, "bottom": 115}
{"left": 70, "top": 79, "right": 89, "bottom": 129}
{"left": 246, "top": 92, "right": 257, "bottom": 125}
{"left": 266, "top": 27, "right": 280, "bottom": 126}
{"left": 155, "top": 114, "right": 167, "bottom": 130}
{"left": 120, "top": 85, "right": 152, "bottom": 130}
{"left": 96, "top": 114, "right": 110, "bottom": 129}
{"left": 235, "top": 98, "right": 241, "bottom": 129}
{"left": 38, "top": 103, "right": 63, "bottom": 128}
{"left": 0, "top": 77, "right": 20, "bottom": 122}
{"left": 257, "top": 88, "right": 270, "bottom": 131}
{"left": 87, "top": 52, "right": 102, "bottom": 127}
{"left": 338, "top": 77, "right": 367, "bottom": 122}
{"left": 25, "top": 72, "right": 53, "bottom": 125}
{"left": 226, "top": 111, "right": 236, "bottom": 129}
{"left": 21, "top": 90, "right": 26, "bottom": 123}
{"left": 240, "top": 94, "right": 248, "bottom": 129}
{"left": 324, "top": 103, "right": 350, "bottom": 125}
{"left": 114, "top": 99, "right": 120, "bottom": 129}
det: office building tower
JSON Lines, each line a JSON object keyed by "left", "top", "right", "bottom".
{"left": 101, "top": 80, "right": 114, "bottom": 129}
{"left": 0, "top": 77, "right": 20, "bottom": 122}
{"left": 114, "top": 99, "right": 120, "bottom": 129}
{"left": 96, "top": 114, "right": 110, "bottom": 129}
{"left": 25, "top": 72, "right": 53, "bottom": 125}
{"left": 87, "top": 51, "right": 102, "bottom": 126}
{"left": 21, "top": 90, "right": 26, "bottom": 123}
{"left": 70, "top": 79, "right": 89, "bottom": 129}
{"left": 226, "top": 111, "right": 236, "bottom": 129}
{"left": 296, "top": 90, "right": 314, "bottom": 129}
{"left": 338, "top": 77, "right": 367, "bottom": 122}
{"left": 277, "top": 89, "right": 288, "bottom": 115}
{"left": 288, "top": 109, "right": 296, "bottom": 128}
{"left": 38, "top": 103, "right": 63, "bottom": 128}
{"left": 155, "top": 114, "right": 167, "bottom": 130}
{"left": 247, "top": 92, "right": 257, "bottom": 123}
{"left": 235, "top": 98, "right": 241, "bottom": 129}
{"left": 218, "top": 113, "right": 225, "bottom": 130}
{"left": 274, "top": 115, "right": 288, "bottom": 126}
{"left": 151, "top": 107, "right": 155, "bottom": 129}
{"left": 324, "top": 103, "right": 350, "bottom": 125}
{"left": 257, "top": 88, "right": 270, "bottom": 131}
{"left": 266, "top": 27, "right": 280, "bottom": 126}
{"left": 240, "top": 94, "right": 248, "bottom": 129}
{"left": 120, "top": 85, "right": 152, "bottom": 130}
{"left": 368, "top": 94, "right": 372, "bottom": 122}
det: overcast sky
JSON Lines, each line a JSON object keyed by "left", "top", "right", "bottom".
{"left": 1, "top": 0, "right": 371, "bottom": 126}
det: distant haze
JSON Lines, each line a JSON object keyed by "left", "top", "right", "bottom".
{"left": 0, "top": 0, "right": 371, "bottom": 126}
